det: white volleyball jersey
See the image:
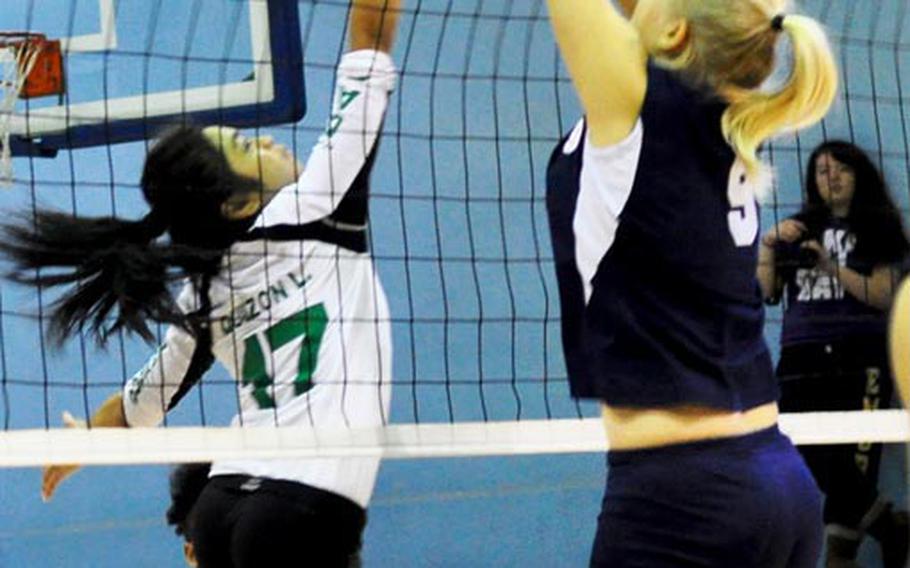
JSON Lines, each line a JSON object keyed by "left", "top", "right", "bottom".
{"left": 122, "top": 50, "right": 396, "bottom": 508}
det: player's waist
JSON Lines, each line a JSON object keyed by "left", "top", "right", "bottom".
{"left": 601, "top": 401, "right": 779, "bottom": 451}
{"left": 206, "top": 465, "right": 377, "bottom": 510}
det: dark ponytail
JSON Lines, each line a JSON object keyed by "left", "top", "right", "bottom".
{"left": 1, "top": 211, "right": 220, "bottom": 345}
{"left": 0, "top": 126, "right": 259, "bottom": 346}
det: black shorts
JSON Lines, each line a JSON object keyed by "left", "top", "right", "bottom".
{"left": 776, "top": 338, "right": 891, "bottom": 412}
{"left": 777, "top": 338, "right": 893, "bottom": 527}
{"left": 190, "top": 475, "right": 366, "bottom": 568}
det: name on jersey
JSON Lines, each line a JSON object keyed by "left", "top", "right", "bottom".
{"left": 127, "top": 343, "right": 168, "bottom": 403}
{"left": 220, "top": 269, "right": 312, "bottom": 334}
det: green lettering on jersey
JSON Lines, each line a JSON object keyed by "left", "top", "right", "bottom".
{"left": 339, "top": 88, "right": 361, "bottom": 110}
{"left": 128, "top": 344, "right": 168, "bottom": 404}
{"left": 240, "top": 304, "right": 329, "bottom": 409}
{"left": 326, "top": 88, "right": 362, "bottom": 138}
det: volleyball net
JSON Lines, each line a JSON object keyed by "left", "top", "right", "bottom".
{"left": 0, "top": 0, "right": 908, "bottom": 467}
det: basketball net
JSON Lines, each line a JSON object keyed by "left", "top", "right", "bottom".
{"left": 0, "top": 39, "right": 42, "bottom": 186}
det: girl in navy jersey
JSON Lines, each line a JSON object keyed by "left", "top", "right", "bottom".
{"left": 758, "top": 140, "right": 910, "bottom": 567}
{"left": 2, "top": 1, "right": 401, "bottom": 566}
{"left": 546, "top": 0, "right": 836, "bottom": 566}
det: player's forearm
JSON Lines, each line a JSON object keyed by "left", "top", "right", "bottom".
{"left": 350, "top": 0, "right": 400, "bottom": 53}
{"left": 828, "top": 265, "right": 896, "bottom": 311}
{"left": 756, "top": 243, "right": 778, "bottom": 301}
{"left": 89, "top": 392, "right": 129, "bottom": 428}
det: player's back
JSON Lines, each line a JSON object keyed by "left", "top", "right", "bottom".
{"left": 546, "top": 63, "right": 775, "bottom": 411}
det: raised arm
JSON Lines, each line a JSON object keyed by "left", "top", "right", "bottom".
{"left": 350, "top": 0, "right": 401, "bottom": 53}
{"left": 255, "top": 2, "right": 399, "bottom": 228}
{"left": 546, "top": 0, "right": 647, "bottom": 146}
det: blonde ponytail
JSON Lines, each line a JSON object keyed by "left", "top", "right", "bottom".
{"left": 722, "top": 14, "right": 838, "bottom": 177}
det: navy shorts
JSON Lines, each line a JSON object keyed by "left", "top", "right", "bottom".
{"left": 591, "top": 427, "right": 822, "bottom": 567}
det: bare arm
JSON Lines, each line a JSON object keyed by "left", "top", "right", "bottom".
{"left": 86, "top": 392, "right": 129, "bottom": 428}
{"left": 756, "top": 219, "right": 808, "bottom": 302}
{"left": 756, "top": 242, "right": 778, "bottom": 301}
{"left": 802, "top": 240, "right": 902, "bottom": 311}
{"left": 41, "top": 392, "right": 128, "bottom": 502}
{"left": 41, "top": 316, "right": 197, "bottom": 502}
{"left": 350, "top": 0, "right": 401, "bottom": 53}
{"left": 828, "top": 263, "right": 900, "bottom": 311}
{"left": 889, "top": 277, "right": 910, "bottom": 407}
{"left": 546, "top": 0, "right": 646, "bottom": 146}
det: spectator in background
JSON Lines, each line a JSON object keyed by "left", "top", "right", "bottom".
{"left": 758, "top": 140, "right": 910, "bottom": 568}
{"left": 166, "top": 463, "right": 212, "bottom": 567}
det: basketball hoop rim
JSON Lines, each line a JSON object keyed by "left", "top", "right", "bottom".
{"left": 0, "top": 32, "right": 47, "bottom": 43}
{"left": 0, "top": 32, "right": 48, "bottom": 67}
{"left": 0, "top": 32, "right": 49, "bottom": 56}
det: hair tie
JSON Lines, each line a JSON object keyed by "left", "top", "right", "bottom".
{"left": 771, "top": 14, "right": 786, "bottom": 32}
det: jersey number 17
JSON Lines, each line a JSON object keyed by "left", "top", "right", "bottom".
{"left": 241, "top": 304, "right": 329, "bottom": 409}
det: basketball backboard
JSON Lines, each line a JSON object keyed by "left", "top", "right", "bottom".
{"left": 2, "top": 0, "right": 305, "bottom": 157}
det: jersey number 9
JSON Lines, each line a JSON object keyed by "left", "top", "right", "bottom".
{"left": 727, "top": 161, "right": 760, "bottom": 248}
{"left": 241, "top": 304, "right": 329, "bottom": 409}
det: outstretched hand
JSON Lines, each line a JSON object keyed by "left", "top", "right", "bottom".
{"left": 41, "top": 411, "right": 86, "bottom": 502}
{"left": 40, "top": 391, "right": 128, "bottom": 502}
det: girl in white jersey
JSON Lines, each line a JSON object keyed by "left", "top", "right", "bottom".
{"left": 2, "top": 1, "right": 401, "bottom": 566}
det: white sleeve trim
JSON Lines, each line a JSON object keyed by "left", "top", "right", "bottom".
{"left": 574, "top": 119, "right": 644, "bottom": 304}
{"left": 255, "top": 50, "right": 397, "bottom": 229}
{"left": 122, "top": 325, "right": 197, "bottom": 428}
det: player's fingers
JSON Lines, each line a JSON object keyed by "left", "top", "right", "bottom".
{"left": 61, "top": 411, "right": 87, "bottom": 429}
{"left": 41, "top": 466, "right": 61, "bottom": 502}
{"left": 41, "top": 464, "right": 78, "bottom": 502}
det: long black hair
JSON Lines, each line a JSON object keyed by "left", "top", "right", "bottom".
{"left": 0, "top": 126, "right": 259, "bottom": 345}
{"left": 798, "top": 140, "right": 910, "bottom": 265}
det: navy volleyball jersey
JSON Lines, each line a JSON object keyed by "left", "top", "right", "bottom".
{"left": 778, "top": 215, "right": 889, "bottom": 346}
{"left": 546, "top": 64, "right": 777, "bottom": 410}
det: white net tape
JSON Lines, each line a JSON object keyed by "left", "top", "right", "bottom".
{"left": 0, "top": 40, "right": 41, "bottom": 185}
{"left": 0, "top": 410, "right": 906, "bottom": 467}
